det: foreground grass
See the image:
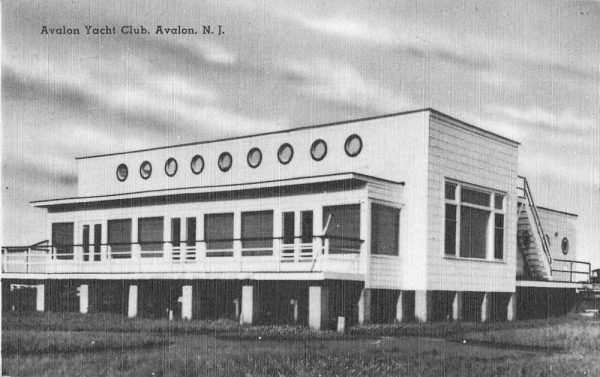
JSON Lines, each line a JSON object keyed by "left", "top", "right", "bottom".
{"left": 3, "top": 312, "right": 600, "bottom": 376}
{"left": 1, "top": 330, "right": 170, "bottom": 356}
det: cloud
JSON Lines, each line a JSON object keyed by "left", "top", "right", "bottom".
{"left": 283, "top": 58, "right": 411, "bottom": 113}
{"left": 487, "top": 104, "right": 595, "bottom": 133}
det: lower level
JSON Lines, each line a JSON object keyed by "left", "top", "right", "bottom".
{"left": 1, "top": 279, "right": 580, "bottom": 330}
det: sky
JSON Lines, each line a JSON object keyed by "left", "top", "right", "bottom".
{"left": 2, "top": 0, "right": 599, "bottom": 267}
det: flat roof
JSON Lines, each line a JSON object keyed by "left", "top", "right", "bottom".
{"left": 31, "top": 172, "right": 404, "bottom": 207}
{"left": 75, "top": 108, "right": 520, "bottom": 160}
{"left": 536, "top": 205, "right": 578, "bottom": 218}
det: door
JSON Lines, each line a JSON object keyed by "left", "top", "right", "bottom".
{"left": 82, "top": 222, "right": 102, "bottom": 262}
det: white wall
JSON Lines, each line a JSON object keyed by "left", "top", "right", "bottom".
{"left": 426, "top": 113, "right": 519, "bottom": 293}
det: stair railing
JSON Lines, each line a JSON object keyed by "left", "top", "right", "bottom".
{"left": 520, "top": 176, "right": 553, "bottom": 267}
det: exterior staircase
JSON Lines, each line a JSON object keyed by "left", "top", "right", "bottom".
{"left": 517, "top": 176, "right": 553, "bottom": 281}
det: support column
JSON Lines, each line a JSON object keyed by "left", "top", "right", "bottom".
{"left": 481, "top": 292, "right": 491, "bottom": 322}
{"left": 35, "top": 284, "right": 45, "bottom": 312}
{"left": 395, "top": 291, "right": 404, "bottom": 322}
{"left": 507, "top": 292, "right": 517, "bottom": 321}
{"left": 240, "top": 284, "right": 259, "bottom": 325}
{"left": 308, "top": 285, "right": 329, "bottom": 330}
{"left": 452, "top": 291, "right": 463, "bottom": 321}
{"left": 414, "top": 290, "right": 428, "bottom": 322}
{"left": 128, "top": 285, "right": 138, "bottom": 318}
{"left": 291, "top": 299, "right": 299, "bottom": 323}
{"left": 358, "top": 288, "right": 372, "bottom": 324}
{"left": 78, "top": 284, "right": 89, "bottom": 314}
{"left": 181, "top": 285, "right": 193, "bottom": 320}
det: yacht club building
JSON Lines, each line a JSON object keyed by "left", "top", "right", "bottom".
{"left": 2, "top": 108, "right": 588, "bottom": 328}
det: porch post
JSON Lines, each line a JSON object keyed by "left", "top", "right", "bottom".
{"left": 358, "top": 288, "right": 372, "bottom": 324}
{"left": 308, "top": 284, "right": 329, "bottom": 330}
{"left": 452, "top": 291, "right": 463, "bottom": 321}
{"left": 181, "top": 285, "right": 193, "bottom": 320}
{"left": 128, "top": 285, "right": 138, "bottom": 318}
{"left": 79, "top": 284, "right": 89, "bottom": 314}
{"left": 35, "top": 284, "right": 45, "bottom": 312}
{"left": 507, "top": 292, "right": 517, "bottom": 321}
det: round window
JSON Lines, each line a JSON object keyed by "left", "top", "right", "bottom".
{"left": 277, "top": 143, "right": 294, "bottom": 165}
{"left": 139, "top": 161, "right": 152, "bottom": 180}
{"left": 190, "top": 155, "right": 205, "bottom": 175}
{"left": 561, "top": 237, "right": 569, "bottom": 255}
{"left": 247, "top": 148, "right": 262, "bottom": 168}
{"left": 165, "top": 158, "right": 178, "bottom": 177}
{"left": 344, "top": 134, "right": 363, "bottom": 157}
{"left": 310, "top": 139, "right": 327, "bottom": 161}
{"left": 116, "top": 164, "right": 128, "bottom": 182}
{"left": 218, "top": 152, "right": 232, "bottom": 172}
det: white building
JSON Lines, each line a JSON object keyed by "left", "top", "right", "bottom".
{"left": 2, "top": 108, "right": 588, "bottom": 328}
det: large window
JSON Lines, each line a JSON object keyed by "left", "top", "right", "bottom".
{"left": 241, "top": 211, "right": 273, "bottom": 256}
{"left": 371, "top": 204, "right": 400, "bottom": 256}
{"left": 138, "top": 217, "right": 163, "bottom": 257}
{"left": 323, "top": 204, "right": 361, "bottom": 254}
{"left": 52, "top": 222, "right": 74, "bottom": 260}
{"left": 107, "top": 219, "right": 132, "bottom": 259}
{"left": 204, "top": 213, "right": 234, "bottom": 256}
{"left": 444, "top": 182, "right": 505, "bottom": 260}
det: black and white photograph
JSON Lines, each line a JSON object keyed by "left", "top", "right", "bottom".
{"left": 1, "top": 1, "right": 599, "bottom": 376}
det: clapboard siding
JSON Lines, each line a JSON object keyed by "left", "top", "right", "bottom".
{"left": 537, "top": 208, "right": 578, "bottom": 261}
{"left": 426, "top": 114, "right": 519, "bottom": 292}
{"left": 370, "top": 255, "right": 402, "bottom": 289}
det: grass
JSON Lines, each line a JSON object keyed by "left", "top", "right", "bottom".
{"left": 3, "top": 312, "right": 600, "bottom": 377}
{"left": 1, "top": 330, "right": 170, "bottom": 356}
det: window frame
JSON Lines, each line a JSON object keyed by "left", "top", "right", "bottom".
{"left": 370, "top": 202, "right": 400, "bottom": 256}
{"left": 139, "top": 161, "right": 152, "bottom": 180}
{"left": 443, "top": 180, "right": 506, "bottom": 261}
{"left": 164, "top": 158, "right": 178, "bottom": 177}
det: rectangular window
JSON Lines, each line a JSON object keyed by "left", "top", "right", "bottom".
{"left": 371, "top": 204, "right": 400, "bottom": 256}
{"left": 494, "top": 214, "right": 504, "bottom": 259}
{"left": 444, "top": 204, "right": 457, "bottom": 255}
{"left": 282, "top": 212, "right": 295, "bottom": 245}
{"left": 93, "top": 224, "right": 102, "bottom": 261}
{"left": 52, "top": 222, "right": 74, "bottom": 260}
{"left": 204, "top": 213, "right": 234, "bottom": 256}
{"left": 241, "top": 211, "right": 273, "bottom": 256}
{"left": 171, "top": 218, "right": 181, "bottom": 247}
{"left": 459, "top": 206, "right": 489, "bottom": 258}
{"left": 461, "top": 188, "right": 491, "bottom": 207}
{"left": 107, "top": 219, "right": 132, "bottom": 258}
{"left": 323, "top": 204, "right": 361, "bottom": 254}
{"left": 82, "top": 225, "right": 90, "bottom": 261}
{"left": 301, "top": 211, "right": 313, "bottom": 244}
{"left": 138, "top": 217, "right": 164, "bottom": 256}
{"left": 445, "top": 182, "right": 457, "bottom": 200}
{"left": 186, "top": 217, "right": 196, "bottom": 247}
{"left": 444, "top": 181, "right": 505, "bottom": 260}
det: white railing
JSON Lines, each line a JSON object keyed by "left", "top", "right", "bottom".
{"left": 1, "top": 236, "right": 362, "bottom": 276}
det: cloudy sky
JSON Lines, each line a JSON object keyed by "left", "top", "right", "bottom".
{"left": 2, "top": 0, "right": 599, "bottom": 266}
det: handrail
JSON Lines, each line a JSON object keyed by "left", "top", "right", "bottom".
{"left": 1, "top": 235, "right": 364, "bottom": 251}
{"left": 551, "top": 258, "right": 591, "bottom": 283}
{"left": 520, "top": 177, "right": 552, "bottom": 267}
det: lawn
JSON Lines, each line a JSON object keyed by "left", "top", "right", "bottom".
{"left": 3, "top": 312, "right": 600, "bottom": 377}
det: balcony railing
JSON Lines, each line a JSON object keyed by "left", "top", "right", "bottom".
{"left": 1, "top": 236, "right": 363, "bottom": 276}
{"left": 550, "top": 258, "right": 591, "bottom": 283}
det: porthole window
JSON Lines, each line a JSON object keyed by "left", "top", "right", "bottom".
{"left": 310, "top": 139, "right": 327, "bottom": 161}
{"left": 139, "top": 161, "right": 152, "bottom": 180}
{"left": 344, "top": 134, "right": 363, "bottom": 157}
{"left": 277, "top": 143, "right": 294, "bottom": 165}
{"left": 247, "top": 148, "right": 262, "bottom": 168}
{"left": 218, "top": 152, "right": 232, "bottom": 172}
{"left": 116, "top": 164, "right": 128, "bottom": 182}
{"left": 165, "top": 158, "right": 178, "bottom": 177}
{"left": 190, "top": 155, "right": 205, "bottom": 175}
{"left": 561, "top": 237, "right": 569, "bottom": 255}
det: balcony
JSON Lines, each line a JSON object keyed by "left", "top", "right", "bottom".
{"left": 1, "top": 236, "right": 363, "bottom": 278}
